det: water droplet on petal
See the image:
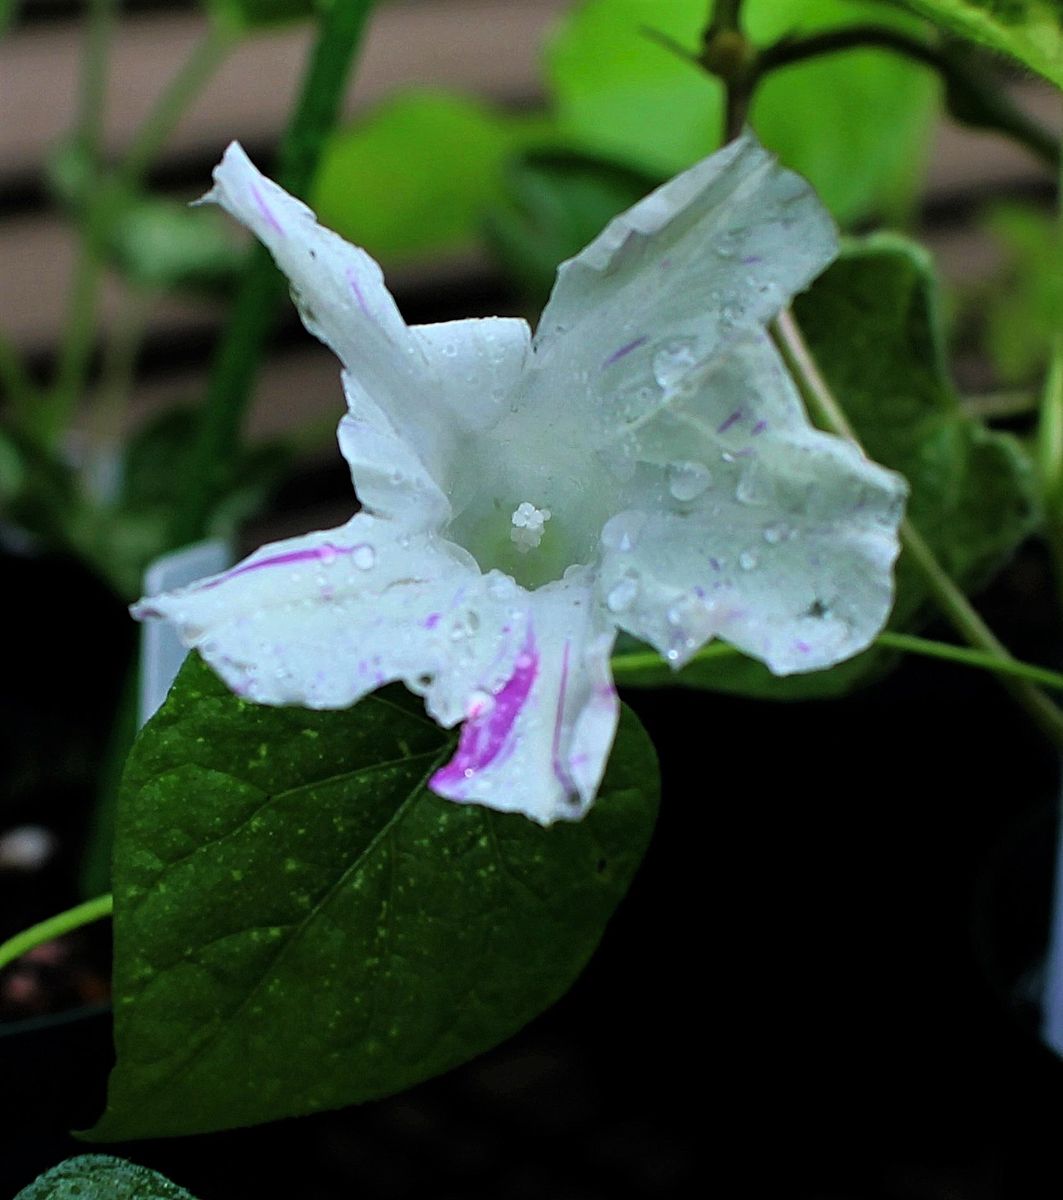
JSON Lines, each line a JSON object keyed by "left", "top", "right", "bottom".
{"left": 667, "top": 460, "right": 712, "bottom": 502}
{"left": 352, "top": 544, "right": 375, "bottom": 570}
{"left": 601, "top": 511, "right": 647, "bottom": 553}
{"left": 763, "top": 522, "right": 789, "bottom": 545}
{"left": 652, "top": 338, "right": 699, "bottom": 389}
{"left": 606, "top": 573, "right": 639, "bottom": 613}
{"left": 466, "top": 690, "right": 494, "bottom": 719}
{"left": 318, "top": 543, "right": 338, "bottom": 565}
{"left": 739, "top": 550, "right": 758, "bottom": 571}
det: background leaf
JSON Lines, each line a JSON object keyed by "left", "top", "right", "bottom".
{"left": 14, "top": 1156, "right": 196, "bottom": 1200}
{"left": 312, "top": 90, "right": 542, "bottom": 263}
{"left": 483, "top": 148, "right": 660, "bottom": 303}
{"left": 979, "top": 201, "right": 1063, "bottom": 384}
{"left": 617, "top": 235, "right": 1040, "bottom": 699}
{"left": 88, "top": 656, "right": 659, "bottom": 1140}
{"left": 876, "top": 0, "right": 1063, "bottom": 86}
{"left": 546, "top": 0, "right": 939, "bottom": 224}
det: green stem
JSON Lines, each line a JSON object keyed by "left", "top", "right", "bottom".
{"left": 710, "top": 0, "right": 745, "bottom": 32}
{"left": 0, "top": 330, "right": 38, "bottom": 421}
{"left": 173, "top": 0, "right": 377, "bottom": 547}
{"left": 773, "top": 308, "right": 1063, "bottom": 747}
{"left": 962, "top": 390, "right": 1038, "bottom": 421}
{"left": 1038, "top": 105, "right": 1063, "bottom": 598}
{"left": 85, "top": 284, "right": 151, "bottom": 487}
{"left": 611, "top": 632, "right": 1063, "bottom": 695}
{"left": 0, "top": 894, "right": 113, "bottom": 974}
{"left": 39, "top": 0, "right": 120, "bottom": 446}
{"left": 117, "top": 21, "right": 235, "bottom": 190}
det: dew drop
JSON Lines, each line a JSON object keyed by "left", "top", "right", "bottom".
{"left": 763, "top": 522, "right": 789, "bottom": 545}
{"left": 739, "top": 550, "right": 759, "bottom": 571}
{"left": 352, "top": 544, "right": 375, "bottom": 570}
{"left": 667, "top": 460, "right": 712, "bottom": 502}
{"left": 606, "top": 573, "right": 639, "bottom": 613}
{"left": 601, "top": 511, "right": 647, "bottom": 553}
{"left": 652, "top": 338, "right": 699, "bottom": 389}
{"left": 466, "top": 690, "right": 494, "bottom": 718}
{"left": 318, "top": 543, "right": 338, "bottom": 565}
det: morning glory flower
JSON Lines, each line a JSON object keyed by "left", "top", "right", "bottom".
{"left": 133, "top": 134, "right": 906, "bottom": 825}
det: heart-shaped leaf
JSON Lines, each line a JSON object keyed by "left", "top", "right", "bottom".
{"left": 88, "top": 655, "right": 658, "bottom": 1140}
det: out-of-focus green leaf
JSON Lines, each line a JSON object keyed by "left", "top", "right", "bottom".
{"left": 14, "top": 1156, "right": 195, "bottom": 1200}
{"left": 107, "top": 197, "right": 242, "bottom": 294}
{"left": 89, "top": 408, "right": 290, "bottom": 600}
{"left": 876, "top": 0, "right": 1063, "bottom": 85}
{"left": 980, "top": 202, "right": 1063, "bottom": 384}
{"left": 87, "top": 656, "right": 658, "bottom": 1140}
{"left": 546, "top": 0, "right": 939, "bottom": 224}
{"left": 484, "top": 149, "right": 660, "bottom": 302}
{"left": 313, "top": 90, "right": 543, "bottom": 262}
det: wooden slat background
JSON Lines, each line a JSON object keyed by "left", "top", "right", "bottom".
{"left": 1, "top": 0, "right": 1059, "bottom": 460}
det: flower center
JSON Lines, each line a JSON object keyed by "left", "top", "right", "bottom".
{"left": 509, "top": 502, "right": 551, "bottom": 552}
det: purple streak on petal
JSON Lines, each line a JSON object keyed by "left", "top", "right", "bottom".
{"left": 430, "top": 629, "right": 539, "bottom": 797}
{"left": 741, "top": 255, "right": 763, "bottom": 266}
{"left": 795, "top": 640, "right": 812, "bottom": 655}
{"left": 602, "top": 335, "right": 648, "bottom": 369}
{"left": 716, "top": 410, "right": 742, "bottom": 434}
{"left": 346, "top": 268, "right": 372, "bottom": 319}
{"left": 709, "top": 557, "right": 722, "bottom": 572}
{"left": 422, "top": 612, "right": 441, "bottom": 630}
{"left": 191, "top": 542, "right": 359, "bottom": 592}
{"left": 752, "top": 420, "right": 768, "bottom": 436}
{"left": 250, "top": 183, "right": 284, "bottom": 237}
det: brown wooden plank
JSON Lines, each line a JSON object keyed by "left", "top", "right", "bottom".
{"left": 0, "top": 0, "right": 566, "bottom": 179}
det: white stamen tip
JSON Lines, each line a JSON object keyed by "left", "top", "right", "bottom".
{"left": 510, "top": 502, "right": 551, "bottom": 552}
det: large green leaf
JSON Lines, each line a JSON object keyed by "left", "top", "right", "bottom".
{"left": 879, "top": 0, "right": 1063, "bottom": 85}
{"left": 88, "top": 656, "right": 658, "bottom": 1140}
{"left": 312, "top": 91, "right": 542, "bottom": 263}
{"left": 546, "top": 0, "right": 939, "bottom": 225}
{"left": 14, "top": 1157, "right": 195, "bottom": 1200}
{"left": 619, "top": 234, "right": 1039, "bottom": 699}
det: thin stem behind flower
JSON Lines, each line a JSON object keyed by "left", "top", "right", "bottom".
{"left": 774, "top": 309, "right": 1063, "bottom": 748}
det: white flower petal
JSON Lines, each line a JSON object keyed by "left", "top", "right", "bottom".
{"left": 430, "top": 569, "right": 619, "bottom": 825}
{"left": 131, "top": 518, "right": 528, "bottom": 718}
{"left": 133, "top": 533, "right": 618, "bottom": 825}
{"left": 531, "top": 129, "right": 836, "bottom": 407}
{"left": 412, "top": 317, "right": 531, "bottom": 434}
{"left": 205, "top": 144, "right": 529, "bottom": 511}
{"left": 594, "top": 335, "right": 906, "bottom": 674}
{"left": 446, "top": 132, "right": 843, "bottom": 578}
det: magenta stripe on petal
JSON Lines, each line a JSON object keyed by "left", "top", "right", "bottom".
{"left": 192, "top": 543, "right": 357, "bottom": 592}
{"left": 602, "top": 335, "right": 647, "bottom": 369}
{"left": 430, "top": 630, "right": 539, "bottom": 797}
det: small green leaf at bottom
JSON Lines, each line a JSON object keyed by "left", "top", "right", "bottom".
{"left": 88, "top": 655, "right": 659, "bottom": 1140}
{"left": 14, "top": 1156, "right": 196, "bottom": 1200}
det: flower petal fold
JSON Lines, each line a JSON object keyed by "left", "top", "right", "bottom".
{"left": 430, "top": 569, "right": 619, "bottom": 824}
{"left": 205, "top": 144, "right": 529, "bottom": 516}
